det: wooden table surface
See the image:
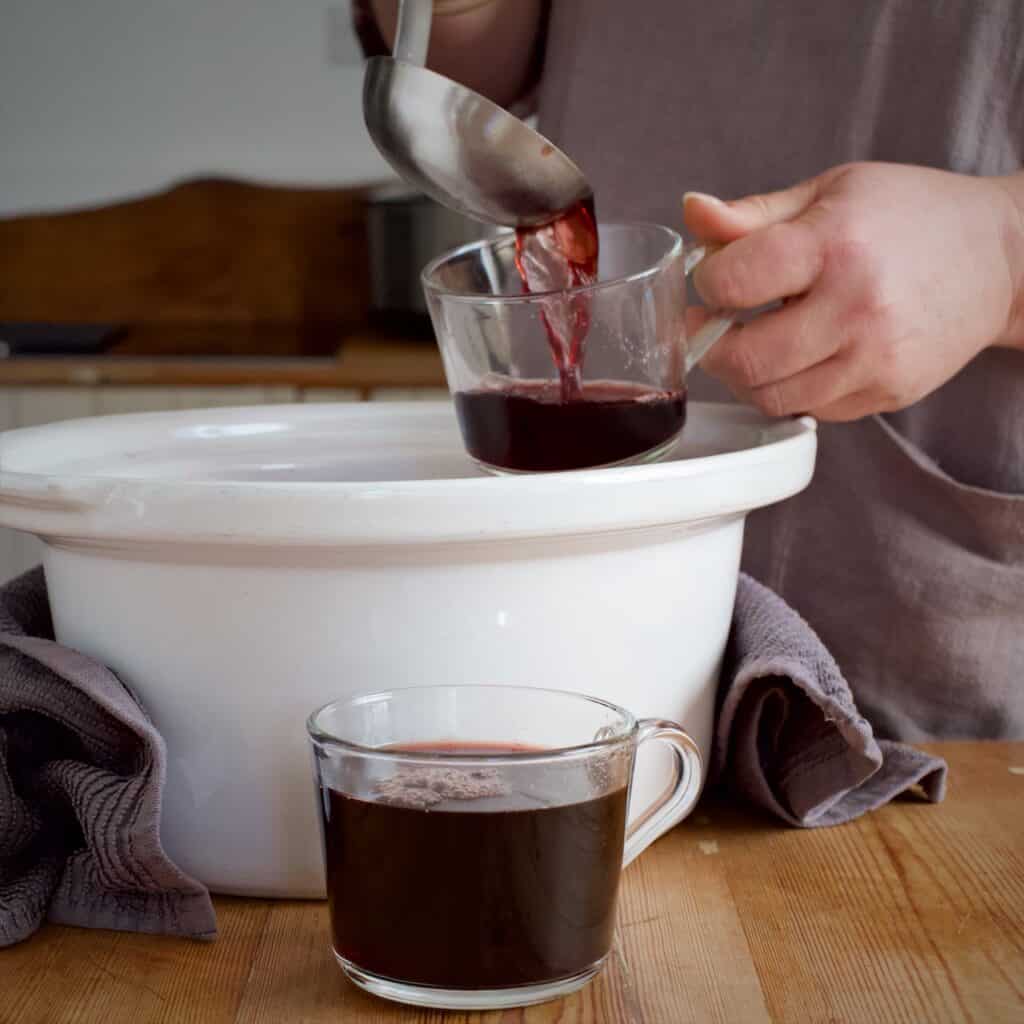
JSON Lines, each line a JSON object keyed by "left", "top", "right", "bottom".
{"left": 6, "top": 742, "right": 1024, "bottom": 1024}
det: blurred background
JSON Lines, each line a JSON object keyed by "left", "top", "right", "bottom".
{"left": 0, "top": 1, "right": 478, "bottom": 579}
{"left": 2, "top": 0, "right": 389, "bottom": 215}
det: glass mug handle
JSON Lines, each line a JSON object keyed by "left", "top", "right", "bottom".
{"left": 622, "top": 719, "right": 704, "bottom": 867}
{"left": 682, "top": 244, "right": 736, "bottom": 373}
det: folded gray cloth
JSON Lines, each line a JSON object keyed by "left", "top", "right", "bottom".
{"left": 0, "top": 568, "right": 216, "bottom": 947}
{"left": 0, "top": 565, "right": 945, "bottom": 949}
{"left": 714, "top": 574, "right": 948, "bottom": 825}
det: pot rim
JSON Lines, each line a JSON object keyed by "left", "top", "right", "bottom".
{"left": 0, "top": 401, "right": 816, "bottom": 548}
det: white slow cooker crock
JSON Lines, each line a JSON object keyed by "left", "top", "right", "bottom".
{"left": 0, "top": 401, "right": 815, "bottom": 897}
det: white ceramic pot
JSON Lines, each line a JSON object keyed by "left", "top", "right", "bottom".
{"left": 0, "top": 401, "right": 815, "bottom": 897}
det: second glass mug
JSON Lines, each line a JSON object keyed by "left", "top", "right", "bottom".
{"left": 308, "top": 684, "right": 703, "bottom": 1011}
{"left": 421, "top": 223, "right": 733, "bottom": 474}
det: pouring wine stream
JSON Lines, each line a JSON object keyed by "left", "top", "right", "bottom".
{"left": 363, "top": 0, "right": 600, "bottom": 402}
{"left": 363, "top": 0, "right": 735, "bottom": 451}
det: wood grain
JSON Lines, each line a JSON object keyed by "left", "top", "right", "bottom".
{"left": 0, "top": 178, "right": 376, "bottom": 357}
{"left": 0, "top": 338, "right": 447, "bottom": 390}
{"left": 4, "top": 742, "right": 1024, "bottom": 1024}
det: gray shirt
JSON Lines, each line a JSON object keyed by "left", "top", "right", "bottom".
{"left": 537, "top": 0, "right": 1024, "bottom": 740}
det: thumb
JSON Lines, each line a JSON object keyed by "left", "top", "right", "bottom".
{"left": 683, "top": 177, "right": 820, "bottom": 243}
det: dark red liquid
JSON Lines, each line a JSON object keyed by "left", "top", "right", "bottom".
{"left": 455, "top": 379, "right": 687, "bottom": 472}
{"left": 320, "top": 741, "right": 628, "bottom": 991}
{"left": 515, "top": 198, "right": 599, "bottom": 402}
{"left": 505, "top": 199, "right": 685, "bottom": 470}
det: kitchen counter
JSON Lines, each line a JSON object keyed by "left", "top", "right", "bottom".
{"left": 6, "top": 742, "right": 1023, "bottom": 1023}
{"left": 0, "top": 334, "right": 446, "bottom": 393}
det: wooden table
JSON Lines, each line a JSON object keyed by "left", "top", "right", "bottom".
{"left": 6, "top": 743, "right": 1024, "bottom": 1023}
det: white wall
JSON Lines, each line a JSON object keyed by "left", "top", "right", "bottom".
{"left": 0, "top": 0, "right": 395, "bottom": 217}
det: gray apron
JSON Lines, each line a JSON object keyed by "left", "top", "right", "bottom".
{"left": 537, "top": 0, "right": 1024, "bottom": 738}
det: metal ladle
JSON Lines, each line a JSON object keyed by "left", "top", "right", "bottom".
{"left": 363, "top": 0, "right": 737, "bottom": 368}
{"left": 362, "top": 0, "right": 592, "bottom": 227}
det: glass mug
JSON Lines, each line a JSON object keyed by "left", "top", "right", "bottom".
{"left": 308, "top": 685, "right": 703, "bottom": 1011}
{"left": 421, "top": 223, "right": 733, "bottom": 474}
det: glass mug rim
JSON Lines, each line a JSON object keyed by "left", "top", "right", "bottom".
{"left": 420, "top": 220, "right": 684, "bottom": 305}
{"left": 306, "top": 683, "right": 639, "bottom": 763}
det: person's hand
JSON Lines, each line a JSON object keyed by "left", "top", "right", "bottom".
{"left": 683, "top": 162, "right": 1024, "bottom": 421}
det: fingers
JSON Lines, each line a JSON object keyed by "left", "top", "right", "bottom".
{"left": 743, "top": 355, "right": 856, "bottom": 419}
{"left": 695, "top": 295, "right": 863, "bottom": 419}
{"left": 682, "top": 178, "right": 821, "bottom": 243}
{"left": 682, "top": 175, "right": 828, "bottom": 310}
{"left": 722, "top": 178, "right": 822, "bottom": 229}
{"left": 683, "top": 193, "right": 752, "bottom": 245}
{"left": 691, "top": 219, "right": 825, "bottom": 310}
{"left": 710, "top": 349, "right": 875, "bottom": 421}
{"left": 681, "top": 172, "right": 868, "bottom": 419}
{"left": 700, "top": 296, "right": 842, "bottom": 390}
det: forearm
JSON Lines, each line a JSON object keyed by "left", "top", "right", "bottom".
{"left": 367, "top": 0, "right": 543, "bottom": 108}
{"left": 992, "top": 169, "right": 1024, "bottom": 351}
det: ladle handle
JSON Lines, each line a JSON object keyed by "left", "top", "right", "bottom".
{"left": 394, "top": 0, "right": 433, "bottom": 66}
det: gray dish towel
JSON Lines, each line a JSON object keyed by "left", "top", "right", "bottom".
{"left": 713, "top": 574, "right": 947, "bottom": 825}
{"left": 0, "top": 568, "right": 946, "bottom": 948}
{"left": 0, "top": 568, "right": 216, "bottom": 947}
